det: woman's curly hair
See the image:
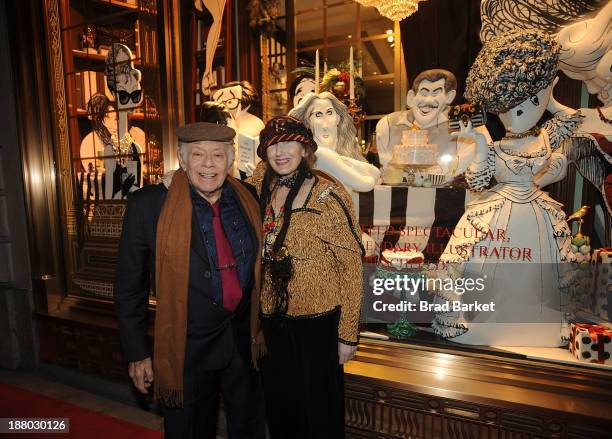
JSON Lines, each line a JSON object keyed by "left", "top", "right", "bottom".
{"left": 465, "top": 29, "right": 560, "bottom": 114}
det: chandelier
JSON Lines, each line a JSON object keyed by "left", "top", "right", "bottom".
{"left": 355, "top": 0, "right": 425, "bottom": 22}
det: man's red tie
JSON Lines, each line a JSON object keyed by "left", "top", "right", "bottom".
{"left": 211, "top": 202, "right": 242, "bottom": 311}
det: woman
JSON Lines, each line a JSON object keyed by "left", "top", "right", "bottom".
{"left": 433, "top": 29, "right": 583, "bottom": 346}
{"left": 246, "top": 116, "right": 363, "bottom": 438}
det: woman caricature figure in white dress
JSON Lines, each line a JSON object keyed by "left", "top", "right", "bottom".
{"left": 433, "top": 30, "right": 583, "bottom": 347}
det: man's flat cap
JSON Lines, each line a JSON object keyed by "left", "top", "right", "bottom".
{"left": 176, "top": 122, "right": 235, "bottom": 143}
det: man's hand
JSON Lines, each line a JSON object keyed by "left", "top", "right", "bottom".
{"left": 338, "top": 343, "right": 357, "bottom": 365}
{"left": 128, "top": 357, "right": 154, "bottom": 394}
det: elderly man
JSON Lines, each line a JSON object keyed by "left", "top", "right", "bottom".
{"left": 114, "top": 122, "right": 266, "bottom": 439}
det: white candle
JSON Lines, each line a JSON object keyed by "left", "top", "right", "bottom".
{"left": 315, "top": 49, "right": 320, "bottom": 94}
{"left": 324, "top": 61, "right": 327, "bottom": 75}
{"left": 349, "top": 46, "right": 355, "bottom": 99}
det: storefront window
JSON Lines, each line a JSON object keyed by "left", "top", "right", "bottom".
{"left": 261, "top": 0, "right": 405, "bottom": 126}
{"left": 52, "top": 0, "right": 164, "bottom": 302}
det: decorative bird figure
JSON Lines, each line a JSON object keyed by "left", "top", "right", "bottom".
{"left": 567, "top": 205, "right": 591, "bottom": 236}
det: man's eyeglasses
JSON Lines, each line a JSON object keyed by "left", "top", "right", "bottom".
{"left": 118, "top": 89, "right": 142, "bottom": 105}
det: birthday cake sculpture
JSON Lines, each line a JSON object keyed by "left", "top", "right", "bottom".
{"left": 391, "top": 129, "right": 438, "bottom": 166}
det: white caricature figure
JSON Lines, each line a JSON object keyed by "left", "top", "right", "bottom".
{"left": 374, "top": 70, "right": 491, "bottom": 261}
{"left": 289, "top": 92, "right": 381, "bottom": 192}
{"left": 80, "top": 94, "right": 118, "bottom": 175}
{"left": 377, "top": 69, "right": 491, "bottom": 179}
{"left": 433, "top": 30, "right": 584, "bottom": 347}
{"left": 558, "top": 2, "right": 612, "bottom": 242}
{"left": 195, "top": 0, "right": 226, "bottom": 95}
{"left": 289, "top": 74, "right": 316, "bottom": 109}
{"left": 103, "top": 43, "right": 145, "bottom": 200}
{"left": 212, "top": 81, "right": 264, "bottom": 137}
{"left": 80, "top": 94, "right": 146, "bottom": 175}
{"left": 211, "top": 81, "right": 264, "bottom": 176}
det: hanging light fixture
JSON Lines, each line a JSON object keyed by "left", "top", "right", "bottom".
{"left": 355, "top": 0, "right": 425, "bottom": 22}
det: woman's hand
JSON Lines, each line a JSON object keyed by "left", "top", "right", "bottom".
{"left": 251, "top": 330, "right": 267, "bottom": 371}
{"left": 338, "top": 342, "right": 357, "bottom": 365}
{"left": 452, "top": 119, "right": 489, "bottom": 163}
{"left": 451, "top": 118, "right": 485, "bottom": 143}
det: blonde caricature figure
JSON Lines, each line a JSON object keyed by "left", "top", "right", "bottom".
{"left": 289, "top": 92, "right": 381, "bottom": 193}
{"left": 289, "top": 92, "right": 381, "bottom": 256}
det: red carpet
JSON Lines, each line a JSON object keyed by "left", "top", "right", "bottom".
{"left": 0, "top": 381, "right": 163, "bottom": 438}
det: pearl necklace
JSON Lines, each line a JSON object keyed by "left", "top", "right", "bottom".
{"left": 110, "top": 132, "right": 135, "bottom": 156}
{"left": 502, "top": 126, "right": 541, "bottom": 140}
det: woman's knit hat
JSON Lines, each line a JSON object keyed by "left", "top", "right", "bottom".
{"left": 257, "top": 116, "right": 318, "bottom": 158}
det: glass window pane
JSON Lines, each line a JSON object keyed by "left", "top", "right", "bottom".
{"left": 296, "top": 11, "right": 324, "bottom": 49}
{"left": 57, "top": 0, "right": 163, "bottom": 302}
{"left": 296, "top": 0, "right": 322, "bottom": 13}
{"left": 360, "top": 5, "right": 393, "bottom": 38}
{"left": 363, "top": 77, "right": 394, "bottom": 115}
{"left": 269, "top": 91, "right": 288, "bottom": 117}
{"left": 362, "top": 37, "right": 394, "bottom": 77}
{"left": 326, "top": 45, "right": 352, "bottom": 68}
{"left": 326, "top": 3, "right": 357, "bottom": 45}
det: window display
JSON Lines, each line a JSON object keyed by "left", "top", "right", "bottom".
{"left": 21, "top": 0, "right": 612, "bottom": 436}
{"left": 44, "top": 0, "right": 165, "bottom": 301}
